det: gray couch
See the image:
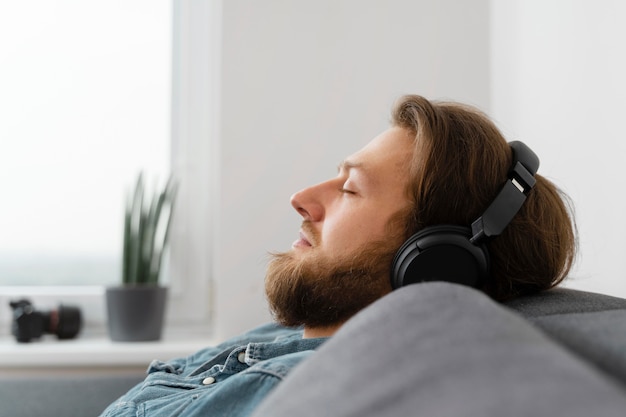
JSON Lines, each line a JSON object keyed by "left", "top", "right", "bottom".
{"left": 252, "top": 283, "right": 626, "bottom": 417}
{"left": 2, "top": 283, "right": 626, "bottom": 416}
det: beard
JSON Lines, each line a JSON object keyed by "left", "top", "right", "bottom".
{"left": 264, "top": 230, "right": 401, "bottom": 329}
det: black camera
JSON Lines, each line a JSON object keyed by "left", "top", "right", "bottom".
{"left": 9, "top": 299, "right": 82, "bottom": 343}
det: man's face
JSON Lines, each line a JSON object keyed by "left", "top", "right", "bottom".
{"left": 265, "top": 127, "right": 414, "bottom": 328}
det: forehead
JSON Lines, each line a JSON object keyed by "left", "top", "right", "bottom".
{"left": 344, "top": 127, "right": 414, "bottom": 178}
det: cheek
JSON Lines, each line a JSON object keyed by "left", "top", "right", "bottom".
{"left": 322, "top": 208, "right": 387, "bottom": 251}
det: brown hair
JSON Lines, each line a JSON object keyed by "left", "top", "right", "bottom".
{"left": 391, "top": 95, "right": 577, "bottom": 301}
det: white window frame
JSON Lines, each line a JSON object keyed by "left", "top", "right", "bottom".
{"left": 0, "top": 0, "right": 221, "bottom": 338}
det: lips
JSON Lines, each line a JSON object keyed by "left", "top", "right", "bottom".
{"left": 292, "top": 231, "right": 312, "bottom": 248}
{"left": 300, "top": 231, "right": 313, "bottom": 246}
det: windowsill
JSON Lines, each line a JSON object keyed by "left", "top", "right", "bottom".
{"left": 0, "top": 333, "right": 215, "bottom": 371}
{"left": 0, "top": 285, "right": 216, "bottom": 374}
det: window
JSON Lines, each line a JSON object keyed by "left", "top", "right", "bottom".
{"left": 0, "top": 1, "right": 171, "bottom": 286}
{"left": 0, "top": 0, "right": 219, "bottom": 334}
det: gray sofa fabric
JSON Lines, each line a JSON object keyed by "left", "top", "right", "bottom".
{"left": 506, "top": 287, "right": 626, "bottom": 386}
{"left": 505, "top": 287, "right": 626, "bottom": 316}
{"left": 531, "top": 310, "right": 626, "bottom": 386}
{"left": 251, "top": 283, "right": 626, "bottom": 417}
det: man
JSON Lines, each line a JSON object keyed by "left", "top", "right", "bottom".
{"left": 99, "top": 95, "right": 576, "bottom": 416}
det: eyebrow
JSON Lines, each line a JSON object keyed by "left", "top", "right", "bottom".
{"left": 337, "top": 159, "right": 364, "bottom": 173}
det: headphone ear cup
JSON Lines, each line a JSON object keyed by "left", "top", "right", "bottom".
{"left": 390, "top": 225, "right": 489, "bottom": 289}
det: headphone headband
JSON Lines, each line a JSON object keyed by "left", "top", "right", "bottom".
{"left": 469, "top": 141, "right": 539, "bottom": 244}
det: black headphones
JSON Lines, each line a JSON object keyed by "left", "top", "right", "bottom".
{"left": 390, "top": 141, "right": 540, "bottom": 289}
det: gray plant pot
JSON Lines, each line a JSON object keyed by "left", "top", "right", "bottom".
{"left": 105, "top": 286, "right": 168, "bottom": 342}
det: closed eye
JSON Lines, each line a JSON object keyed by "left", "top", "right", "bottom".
{"left": 340, "top": 188, "right": 357, "bottom": 195}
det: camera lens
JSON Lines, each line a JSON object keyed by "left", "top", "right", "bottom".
{"left": 50, "top": 305, "right": 82, "bottom": 339}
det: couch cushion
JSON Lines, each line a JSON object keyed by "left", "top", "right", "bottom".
{"left": 251, "top": 282, "right": 626, "bottom": 417}
{"left": 504, "top": 287, "right": 626, "bottom": 317}
{"left": 530, "top": 310, "right": 626, "bottom": 385}
{"left": 504, "top": 287, "right": 626, "bottom": 385}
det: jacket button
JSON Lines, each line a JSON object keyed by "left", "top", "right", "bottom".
{"left": 202, "top": 377, "right": 216, "bottom": 385}
{"left": 237, "top": 351, "right": 246, "bottom": 364}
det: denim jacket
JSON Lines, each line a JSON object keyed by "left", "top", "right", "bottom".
{"left": 99, "top": 323, "right": 327, "bottom": 417}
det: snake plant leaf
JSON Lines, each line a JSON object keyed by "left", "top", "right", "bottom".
{"left": 141, "top": 191, "right": 159, "bottom": 283}
{"left": 148, "top": 176, "right": 177, "bottom": 284}
{"left": 121, "top": 193, "right": 133, "bottom": 285}
{"left": 124, "top": 173, "right": 145, "bottom": 285}
{"left": 121, "top": 172, "right": 177, "bottom": 286}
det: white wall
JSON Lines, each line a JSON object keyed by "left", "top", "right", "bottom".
{"left": 211, "top": 0, "right": 626, "bottom": 339}
{"left": 490, "top": 1, "right": 626, "bottom": 298}
{"left": 213, "top": 0, "right": 490, "bottom": 339}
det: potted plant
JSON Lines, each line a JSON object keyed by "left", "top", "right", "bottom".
{"left": 105, "top": 173, "right": 177, "bottom": 342}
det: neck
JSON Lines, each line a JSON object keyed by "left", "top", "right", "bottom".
{"left": 303, "top": 323, "right": 343, "bottom": 339}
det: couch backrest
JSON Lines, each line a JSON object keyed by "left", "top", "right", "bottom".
{"left": 505, "top": 288, "right": 626, "bottom": 387}
{"left": 505, "top": 287, "right": 626, "bottom": 316}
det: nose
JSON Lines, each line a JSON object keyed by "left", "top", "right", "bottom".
{"left": 290, "top": 183, "right": 325, "bottom": 222}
